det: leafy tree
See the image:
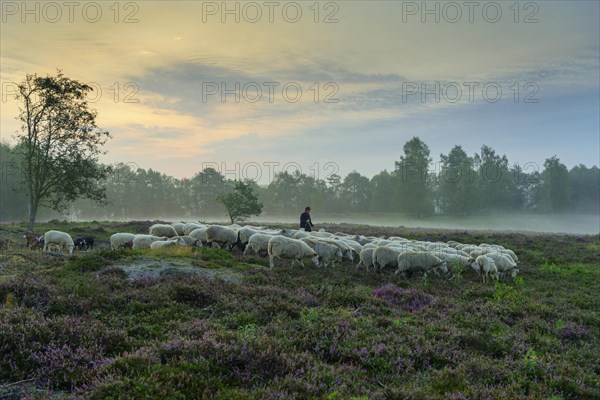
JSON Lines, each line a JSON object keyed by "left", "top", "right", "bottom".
{"left": 14, "top": 71, "right": 111, "bottom": 230}
{"left": 263, "top": 171, "right": 305, "bottom": 215}
{"left": 569, "top": 164, "right": 600, "bottom": 212}
{"left": 0, "top": 142, "right": 28, "bottom": 221}
{"left": 189, "top": 168, "right": 231, "bottom": 216}
{"left": 370, "top": 170, "right": 398, "bottom": 212}
{"left": 340, "top": 171, "right": 371, "bottom": 211}
{"left": 541, "top": 156, "right": 570, "bottom": 212}
{"left": 217, "top": 180, "right": 263, "bottom": 223}
{"left": 473, "top": 145, "right": 515, "bottom": 211}
{"left": 438, "top": 145, "right": 477, "bottom": 215}
{"left": 394, "top": 137, "right": 434, "bottom": 217}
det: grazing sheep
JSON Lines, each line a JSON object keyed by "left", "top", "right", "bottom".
{"left": 132, "top": 235, "right": 168, "bottom": 250}
{"left": 150, "top": 238, "right": 186, "bottom": 249}
{"left": 24, "top": 232, "right": 44, "bottom": 250}
{"left": 339, "top": 238, "right": 363, "bottom": 254}
{"left": 171, "top": 222, "right": 186, "bottom": 236}
{"left": 385, "top": 242, "right": 417, "bottom": 253}
{"left": 355, "top": 247, "right": 375, "bottom": 271}
{"left": 172, "top": 235, "right": 201, "bottom": 247}
{"left": 395, "top": 251, "right": 448, "bottom": 278}
{"left": 238, "top": 226, "right": 260, "bottom": 246}
{"left": 243, "top": 233, "right": 274, "bottom": 256}
{"left": 372, "top": 246, "right": 404, "bottom": 273}
{"left": 372, "top": 239, "right": 392, "bottom": 247}
{"left": 472, "top": 255, "right": 499, "bottom": 283}
{"left": 479, "top": 247, "right": 518, "bottom": 263}
{"left": 482, "top": 252, "right": 519, "bottom": 279}
{"left": 43, "top": 230, "right": 75, "bottom": 255}
{"left": 458, "top": 244, "right": 481, "bottom": 253}
{"left": 310, "top": 237, "right": 354, "bottom": 261}
{"left": 183, "top": 223, "right": 205, "bottom": 235}
{"left": 110, "top": 233, "right": 135, "bottom": 250}
{"left": 206, "top": 225, "right": 239, "bottom": 250}
{"left": 301, "top": 238, "right": 342, "bottom": 267}
{"left": 149, "top": 224, "right": 179, "bottom": 238}
{"left": 74, "top": 237, "right": 94, "bottom": 251}
{"left": 267, "top": 236, "right": 319, "bottom": 269}
{"left": 188, "top": 228, "right": 208, "bottom": 245}
{"left": 293, "top": 230, "right": 310, "bottom": 240}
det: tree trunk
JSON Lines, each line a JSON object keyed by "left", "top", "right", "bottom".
{"left": 27, "top": 197, "right": 37, "bottom": 232}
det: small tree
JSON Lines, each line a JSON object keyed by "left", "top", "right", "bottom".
{"left": 14, "top": 71, "right": 111, "bottom": 231}
{"left": 217, "top": 180, "right": 263, "bottom": 223}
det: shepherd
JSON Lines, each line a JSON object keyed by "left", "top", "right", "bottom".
{"left": 300, "top": 206, "right": 314, "bottom": 232}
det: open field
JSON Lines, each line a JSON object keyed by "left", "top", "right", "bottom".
{"left": 1, "top": 221, "right": 599, "bottom": 399}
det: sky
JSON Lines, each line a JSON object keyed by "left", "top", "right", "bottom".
{"left": 1, "top": 0, "right": 598, "bottom": 184}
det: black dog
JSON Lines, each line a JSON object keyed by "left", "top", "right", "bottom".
{"left": 74, "top": 237, "right": 94, "bottom": 251}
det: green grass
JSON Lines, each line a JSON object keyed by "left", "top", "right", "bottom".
{"left": 0, "top": 221, "right": 598, "bottom": 399}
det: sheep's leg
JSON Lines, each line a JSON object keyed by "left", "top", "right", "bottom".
{"left": 355, "top": 261, "right": 363, "bottom": 270}
{"left": 242, "top": 246, "right": 251, "bottom": 256}
{"left": 269, "top": 255, "right": 276, "bottom": 269}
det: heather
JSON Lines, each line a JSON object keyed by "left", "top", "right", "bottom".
{"left": 0, "top": 222, "right": 598, "bottom": 399}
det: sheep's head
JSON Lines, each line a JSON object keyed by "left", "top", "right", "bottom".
{"left": 343, "top": 249, "right": 354, "bottom": 261}
{"left": 311, "top": 254, "right": 320, "bottom": 267}
{"left": 511, "top": 268, "right": 519, "bottom": 278}
{"left": 436, "top": 261, "right": 448, "bottom": 275}
{"left": 468, "top": 259, "right": 480, "bottom": 272}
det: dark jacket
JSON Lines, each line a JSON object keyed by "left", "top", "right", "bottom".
{"left": 300, "top": 212, "right": 313, "bottom": 231}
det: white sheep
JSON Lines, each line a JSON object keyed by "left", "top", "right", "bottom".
{"left": 395, "top": 251, "right": 448, "bottom": 278}
{"left": 482, "top": 252, "right": 519, "bottom": 279}
{"left": 472, "top": 255, "right": 499, "bottom": 283}
{"left": 385, "top": 242, "right": 417, "bottom": 253}
{"left": 132, "top": 235, "right": 168, "bottom": 249}
{"left": 267, "top": 236, "right": 319, "bottom": 269}
{"left": 339, "top": 238, "right": 363, "bottom": 255}
{"left": 372, "top": 246, "right": 404, "bottom": 272}
{"left": 149, "top": 224, "right": 179, "bottom": 238}
{"left": 171, "top": 222, "right": 186, "bottom": 236}
{"left": 458, "top": 244, "right": 481, "bottom": 253}
{"left": 355, "top": 247, "right": 375, "bottom": 271}
{"left": 110, "top": 233, "right": 135, "bottom": 250}
{"left": 238, "top": 226, "right": 260, "bottom": 246}
{"left": 243, "top": 233, "right": 274, "bottom": 256}
{"left": 188, "top": 227, "right": 208, "bottom": 245}
{"left": 240, "top": 226, "right": 291, "bottom": 247}
{"left": 308, "top": 236, "right": 353, "bottom": 261}
{"left": 150, "top": 238, "right": 186, "bottom": 249}
{"left": 301, "top": 238, "right": 342, "bottom": 267}
{"left": 479, "top": 247, "right": 519, "bottom": 263}
{"left": 183, "top": 223, "right": 205, "bottom": 235}
{"left": 206, "top": 225, "right": 239, "bottom": 250}
{"left": 171, "top": 235, "right": 201, "bottom": 247}
{"left": 293, "top": 230, "right": 310, "bottom": 240}
{"left": 43, "top": 230, "right": 75, "bottom": 255}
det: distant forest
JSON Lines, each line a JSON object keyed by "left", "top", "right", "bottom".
{"left": 1, "top": 137, "right": 598, "bottom": 222}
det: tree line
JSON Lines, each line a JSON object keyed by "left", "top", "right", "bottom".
{"left": 2, "top": 138, "right": 598, "bottom": 222}
{"left": 1, "top": 71, "right": 598, "bottom": 225}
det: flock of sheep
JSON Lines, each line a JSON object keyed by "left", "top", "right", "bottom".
{"left": 26, "top": 222, "right": 520, "bottom": 283}
{"left": 109, "top": 222, "right": 519, "bottom": 282}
